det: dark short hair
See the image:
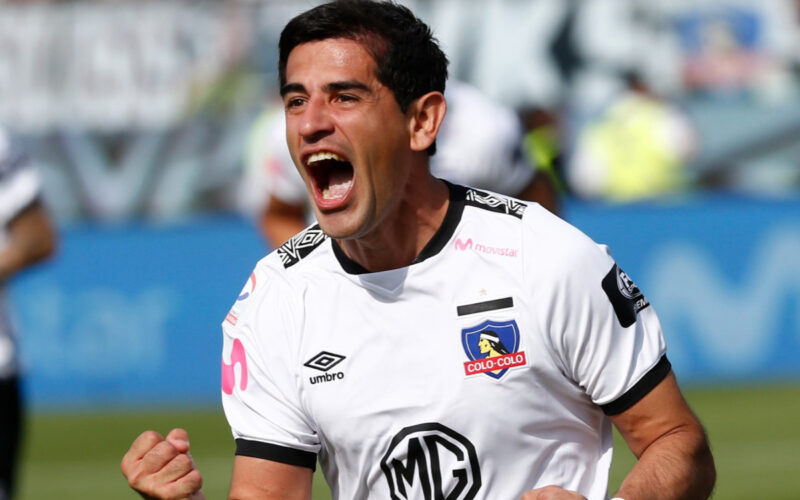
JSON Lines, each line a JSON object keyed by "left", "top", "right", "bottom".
{"left": 279, "top": 0, "right": 448, "bottom": 153}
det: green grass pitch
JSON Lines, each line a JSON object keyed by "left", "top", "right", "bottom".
{"left": 16, "top": 383, "right": 800, "bottom": 499}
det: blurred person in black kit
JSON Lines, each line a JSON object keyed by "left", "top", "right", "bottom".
{"left": 0, "top": 126, "right": 57, "bottom": 500}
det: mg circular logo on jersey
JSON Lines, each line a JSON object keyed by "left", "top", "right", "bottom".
{"left": 380, "top": 422, "right": 481, "bottom": 500}
{"left": 461, "top": 319, "right": 526, "bottom": 379}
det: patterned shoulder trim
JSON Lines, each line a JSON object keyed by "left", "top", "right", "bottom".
{"left": 276, "top": 224, "right": 329, "bottom": 269}
{"left": 464, "top": 188, "right": 527, "bottom": 219}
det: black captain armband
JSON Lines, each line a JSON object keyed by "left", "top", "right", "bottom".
{"left": 600, "top": 355, "right": 672, "bottom": 416}
{"left": 235, "top": 438, "right": 317, "bottom": 471}
{"left": 601, "top": 263, "right": 650, "bottom": 328}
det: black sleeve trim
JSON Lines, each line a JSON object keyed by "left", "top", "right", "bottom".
{"left": 600, "top": 355, "right": 672, "bottom": 416}
{"left": 234, "top": 439, "right": 317, "bottom": 471}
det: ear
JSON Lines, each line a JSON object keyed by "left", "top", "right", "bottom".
{"left": 407, "top": 91, "right": 446, "bottom": 153}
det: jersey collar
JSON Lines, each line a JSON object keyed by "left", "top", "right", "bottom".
{"left": 332, "top": 180, "right": 466, "bottom": 275}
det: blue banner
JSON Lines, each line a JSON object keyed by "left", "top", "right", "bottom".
{"left": 8, "top": 196, "right": 800, "bottom": 409}
{"left": 9, "top": 216, "right": 267, "bottom": 409}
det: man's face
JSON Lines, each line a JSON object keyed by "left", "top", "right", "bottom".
{"left": 282, "top": 38, "right": 414, "bottom": 240}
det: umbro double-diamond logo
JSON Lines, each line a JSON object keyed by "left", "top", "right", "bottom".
{"left": 305, "top": 351, "right": 346, "bottom": 385}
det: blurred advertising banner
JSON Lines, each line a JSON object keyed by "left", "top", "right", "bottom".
{"left": 1, "top": 0, "right": 798, "bottom": 222}
{"left": 9, "top": 216, "right": 267, "bottom": 409}
{"left": 568, "top": 196, "right": 800, "bottom": 384}
{"left": 7, "top": 197, "right": 800, "bottom": 409}
{"left": 0, "top": 0, "right": 298, "bottom": 221}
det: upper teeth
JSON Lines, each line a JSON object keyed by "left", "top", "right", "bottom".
{"left": 308, "top": 152, "right": 344, "bottom": 164}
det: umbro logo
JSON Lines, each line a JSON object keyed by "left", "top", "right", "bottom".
{"left": 304, "top": 351, "right": 346, "bottom": 371}
{"left": 305, "top": 351, "right": 346, "bottom": 385}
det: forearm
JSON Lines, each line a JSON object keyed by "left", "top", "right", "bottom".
{"left": 228, "top": 456, "right": 312, "bottom": 500}
{"left": 0, "top": 238, "right": 49, "bottom": 282}
{"left": 0, "top": 204, "right": 56, "bottom": 282}
{"left": 614, "top": 425, "right": 715, "bottom": 500}
{"left": 0, "top": 245, "right": 34, "bottom": 282}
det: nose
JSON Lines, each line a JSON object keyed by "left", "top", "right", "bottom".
{"left": 299, "top": 98, "right": 334, "bottom": 144}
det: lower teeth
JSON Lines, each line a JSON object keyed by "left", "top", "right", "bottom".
{"left": 322, "top": 188, "right": 342, "bottom": 200}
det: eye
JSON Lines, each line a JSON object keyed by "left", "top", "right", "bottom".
{"left": 335, "top": 94, "right": 358, "bottom": 104}
{"left": 285, "top": 96, "right": 306, "bottom": 110}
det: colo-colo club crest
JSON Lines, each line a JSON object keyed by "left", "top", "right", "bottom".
{"left": 461, "top": 319, "right": 526, "bottom": 379}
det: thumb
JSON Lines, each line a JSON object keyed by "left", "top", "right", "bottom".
{"left": 165, "top": 428, "right": 191, "bottom": 454}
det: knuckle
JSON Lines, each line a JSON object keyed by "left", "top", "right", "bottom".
{"left": 139, "top": 446, "right": 176, "bottom": 473}
{"left": 126, "top": 473, "right": 152, "bottom": 496}
{"left": 127, "top": 469, "right": 150, "bottom": 490}
{"left": 171, "top": 453, "right": 193, "bottom": 471}
{"left": 166, "top": 427, "right": 188, "bottom": 440}
{"left": 138, "top": 430, "right": 165, "bottom": 447}
{"left": 125, "top": 467, "right": 141, "bottom": 486}
{"left": 187, "top": 469, "right": 203, "bottom": 489}
{"left": 153, "top": 440, "right": 180, "bottom": 458}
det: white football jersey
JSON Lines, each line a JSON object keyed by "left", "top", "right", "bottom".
{"left": 221, "top": 183, "right": 668, "bottom": 500}
{"left": 237, "top": 81, "right": 535, "bottom": 217}
{"left": 0, "top": 127, "right": 42, "bottom": 377}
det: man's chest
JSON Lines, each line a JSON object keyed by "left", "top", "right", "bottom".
{"left": 293, "top": 264, "right": 563, "bottom": 452}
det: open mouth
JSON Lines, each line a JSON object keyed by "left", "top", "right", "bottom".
{"left": 305, "top": 151, "right": 354, "bottom": 206}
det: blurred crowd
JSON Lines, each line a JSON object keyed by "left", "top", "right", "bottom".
{"left": 0, "top": 0, "right": 799, "bottom": 226}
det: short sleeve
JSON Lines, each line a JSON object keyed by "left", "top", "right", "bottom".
{"left": 221, "top": 260, "right": 319, "bottom": 468}
{"left": 526, "top": 210, "right": 668, "bottom": 415}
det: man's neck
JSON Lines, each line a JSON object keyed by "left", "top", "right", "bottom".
{"left": 337, "top": 174, "right": 450, "bottom": 273}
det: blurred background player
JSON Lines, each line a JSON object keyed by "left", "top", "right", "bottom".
{"left": 567, "top": 72, "right": 698, "bottom": 201}
{"left": 0, "top": 126, "right": 57, "bottom": 500}
{"left": 239, "top": 80, "right": 561, "bottom": 248}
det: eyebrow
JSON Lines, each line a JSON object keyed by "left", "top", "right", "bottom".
{"left": 280, "top": 80, "right": 370, "bottom": 97}
{"left": 280, "top": 83, "right": 306, "bottom": 97}
{"left": 325, "top": 80, "right": 370, "bottom": 93}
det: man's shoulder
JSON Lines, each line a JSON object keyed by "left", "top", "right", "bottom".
{"left": 517, "top": 200, "right": 615, "bottom": 281}
{"left": 273, "top": 223, "right": 331, "bottom": 270}
{"left": 456, "top": 183, "right": 608, "bottom": 270}
{"left": 460, "top": 185, "right": 528, "bottom": 220}
{"left": 229, "top": 227, "right": 330, "bottom": 319}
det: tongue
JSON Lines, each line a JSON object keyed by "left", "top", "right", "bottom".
{"left": 326, "top": 168, "right": 353, "bottom": 199}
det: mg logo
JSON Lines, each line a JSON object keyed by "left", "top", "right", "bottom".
{"left": 381, "top": 423, "right": 481, "bottom": 500}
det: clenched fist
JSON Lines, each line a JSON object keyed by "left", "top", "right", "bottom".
{"left": 120, "top": 428, "right": 205, "bottom": 500}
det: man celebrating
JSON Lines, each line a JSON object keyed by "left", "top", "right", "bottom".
{"left": 121, "top": 1, "right": 715, "bottom": 499}
{"left": 240, "top": 79, "right": 557, "bottom": 249}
